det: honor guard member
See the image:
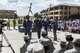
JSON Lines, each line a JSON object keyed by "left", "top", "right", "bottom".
{"left": 65, "top": 34, "right": 73, "bottom": 50}
{"left": 43, "top": 18, "right": 49, "bottom": 35}
{"left": 35, "top": 17, "right": 42, "bottom": 39}
{"left": 20, "top": 35, "right": 30, "bottom": 53}
{"left": 51, "top": 19, "right": 58, "bottom": 41}
{"left": 23, "top": 15, "right": 32, "bottom": 39}
{"left": 13, "top": 19, "right": 16, "bottom": 29}
{"left": 53, "top": 41, "right": 66, "bottom": 53}
{"left": 40, "top": 31, "right": 55, "bottom": 53}
{"left": 64, "top": 38, "right": 80, "bottom": 53}
{"left": 26, "top": 39, "right": 44, "bottom": 53}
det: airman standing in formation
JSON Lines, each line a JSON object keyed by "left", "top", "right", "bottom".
{"left": 43, "top": 18, "right": 49, "bottom": 35}
{"left": 23, "top": 15, "right": 32, "bottom": 39}
{"left": 51, "top": 19, "right": 58, "bottom": 41}
{"left": 35, "top": 17, "right": 43, "bottom": 39}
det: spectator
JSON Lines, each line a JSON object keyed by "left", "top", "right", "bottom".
{"left": 40, "top": 30, "right": 55, "bottom": 53}
{"left": 64, "top": 38, "right": 80, "bottom": 53}
{"left": 65, "top": 34, "right": 73, "bottom": 50}
{"left": 53, "top": 41, "right": 66, "bottom": 53}
{"left": 20, "top": 35, "right": 30, "bottom": 53}
{"left": 26, "top": 39, "right": 44, "bottom": 53}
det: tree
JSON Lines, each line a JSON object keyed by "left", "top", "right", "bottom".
{"left": 34, "top": 12, "right": 39, "bottom": 18}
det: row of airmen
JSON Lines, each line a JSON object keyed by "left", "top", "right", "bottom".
{"left": 20, "top": 30, "right": 80, "bottom": 53}
{"left": 23, "top": 15, "right": 58, "bottom": 41}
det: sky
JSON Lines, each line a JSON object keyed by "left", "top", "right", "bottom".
{"left": 0, "top": 0, "right": 80, "bottom": 16}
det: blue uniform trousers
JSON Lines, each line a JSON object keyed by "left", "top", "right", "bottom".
{"left": 44, "top": 27, "right": 48, "bottom": 35}
{"left": 37, "top": 28, "right": 41, "bottom": 39}
{"left": 53, "top": 29, "right": 57, "bottom": 41}
{"left": 24, "top": 28, "right": 32, "bottom": 39}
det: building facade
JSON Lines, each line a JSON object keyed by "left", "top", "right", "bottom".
{"left": 0, "top": 10, "right": 17, "bottom": 19}
{"left": 40, "top": 4, "right": 80, "bottom": 20}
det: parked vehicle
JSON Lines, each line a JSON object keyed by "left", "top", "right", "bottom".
{"left": 18, "top": 24, "right": 24, "bottom": 32}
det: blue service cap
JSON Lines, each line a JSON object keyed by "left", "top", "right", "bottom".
{"left": 25, "top": 15, "right": 30, "bottom": 19}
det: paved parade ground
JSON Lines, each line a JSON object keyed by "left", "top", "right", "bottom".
{"left": 0, "top": 27, "right": 80, "bottom": 53}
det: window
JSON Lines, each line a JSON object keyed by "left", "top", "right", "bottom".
{"left": 69, "top": 11, "right": 70, "bottom": 14}
{"left": 78, "top": 12, "right": 79, "bottom": 14}
{"left": 7, "top": 13, "right": 9, "bottom": 15}
{"left": 60, "top": 16, "right": 62, "bottom": 19}
{"left": 69, "top": 7, "right": 71, "bottom": 9}
{"left": 50, "top": 12, "right": 53, "bottom": 15}
{"left": 50, "top": 16, "right": 53, "bottom": 19}
{"left": 55, "top": 16, "right": 58, "bottom": 19}
{"left": 54, "top": 7, "right": 59, "bottom": 10}
{"left": 64, "top": 11, "right": 67, "bottom": 14}
{"left": 1, "top": 13, "right": 2, "bottom": 15}
{"left": 54, "top": 12, "right": 58, "bottom": 14}
{"left": 64, "top": 16, "right": 67, "bottom": 19}
{"left": 50, "top": 8, "right": 53, "bottom": 11}
{"left": 65, "top": 6, "right": 68, "bottom": 10}
{"left": 60, "top": 11, "right": 63, "bottom": 14}
{"left": 13, "top": 14, "right": 14, "bottom": 15}
{"left": 78, "top": 7, "right": 79, "bottom": 10}
{"left": 6, "top": 13, "right": 7, "bottom": 15}
{"left": 60, "top": 6, "right": 63, "bottom": 9}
